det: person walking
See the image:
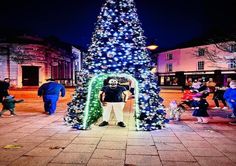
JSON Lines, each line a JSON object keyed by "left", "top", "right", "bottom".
{"left": 212, "top": 82, "right": 228, "bottom": 110}
{"left": 0, "top": 78, "right": 10, "bottom": 103}
{"left": 191, "top": 93, "right": 209, "bottom": 124}
{"left": 0, "top": 95, "right": 23, "bottom": 117}
{"left": 38, "top": 78, "right": 65, "bottom": 115}
{"left": 224, "top": 80, "right": 236, "bottom": 125}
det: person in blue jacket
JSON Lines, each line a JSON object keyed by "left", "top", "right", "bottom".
{"left": 224, "top": 80, "right": 236, "bottom": 125}
{"left": 38, "top": 78, "right": 65, "bottom": 115}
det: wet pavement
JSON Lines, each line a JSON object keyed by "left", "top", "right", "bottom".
{"left": 0, "top": 88, "right": 235, "bottom": 166}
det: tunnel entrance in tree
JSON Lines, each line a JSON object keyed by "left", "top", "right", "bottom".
{"left": 82, "top": 73, "right": 140, "bottom": 130}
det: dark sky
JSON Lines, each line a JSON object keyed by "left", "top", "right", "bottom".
{"left": 0, "top": 0, "right": 235, "bottom": 49}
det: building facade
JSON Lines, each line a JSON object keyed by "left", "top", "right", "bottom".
{"left": 157, "top": 42, "right": 236, "bottom": 87}
{"left": 0, "top": 35, "right": 82, "bottom": 87}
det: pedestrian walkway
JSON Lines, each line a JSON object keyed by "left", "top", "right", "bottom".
{"left": 0, "top": 89, "right": 235, "bottom": 166}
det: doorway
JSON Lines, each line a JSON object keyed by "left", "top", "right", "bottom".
{"left": 22, "top": 66, "right": 39, "bottom": 86}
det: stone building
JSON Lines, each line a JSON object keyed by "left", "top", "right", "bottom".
{"left": 0, "top": 34, "right": 82, "bottom": 87}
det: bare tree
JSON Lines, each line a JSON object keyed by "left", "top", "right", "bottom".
{"left": 193, "top": 33, "right": 236, "bottom": 68}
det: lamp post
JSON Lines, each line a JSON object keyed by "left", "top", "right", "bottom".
{"left": 146, "top": 40, "right": 159, "bottom": 74}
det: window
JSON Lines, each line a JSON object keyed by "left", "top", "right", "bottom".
{"left": 198, "top": 48, "right": 205, "bottom": 56}
{"left": 166, "top": 53, "right": 173, "bottom": 60}
{"left": 228, "top": 59, "right": 236, "bottom": 69}
{"left": 197, "top": 61, "right": 204, "bottom": 70}
{"left": 230, "top": 44, "right": 236, "bottom": 52}
{"left": 166, "top": 63, "right": 173, "bottom": 72}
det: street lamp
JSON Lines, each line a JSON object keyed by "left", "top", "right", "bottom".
{"left": 146, "top": 43, "right": 158, "bottom": 51}
{"left": 146, "top": 38, "right": 158, "bottom": 51}
{"left": 146, "top": 40, "right": 159, "bottom": 74}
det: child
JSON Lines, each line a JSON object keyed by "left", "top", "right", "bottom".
{"left": 191, "top": 93, "right": 209, "bottom": 124}
{"left": 168, "top": 100, "right": 185, "bottom": 121}
{"left": 0, "top": 95, "right": 24, "bottom": 117}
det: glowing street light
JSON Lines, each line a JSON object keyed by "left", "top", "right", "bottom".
{"left": 146, "top": 44, "right": 158, "bottom": 51}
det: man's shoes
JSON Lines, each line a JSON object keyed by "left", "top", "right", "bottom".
{"left": 10, "top": 113, "right": 16, "bottom": 116}
{"left": 99, "top": 121, "right": 109, "bottom": 127}
{"left": 117, "top": 121, "right": 126, "bottom": 127}
{"left": 213, "top": 107, "right": 221, "bottom": 110}
{"left": 229, "top": 121, "right": 236, "bottom": 125}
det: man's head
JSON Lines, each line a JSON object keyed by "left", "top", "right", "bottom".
{"left": 229, "top": 80, "right": 236, "bottom": 89}
{"left": 108, "top": 78, "right": 118, "bottom": 89}
{"left": 4, "top": 78, "right": 10, "bottom": 83}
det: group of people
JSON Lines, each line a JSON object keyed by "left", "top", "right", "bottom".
{"left": 0, "top": 78, "right": 65, "bottom": 117}
{"left": 1, "top": 76, "right": 236, "bottom": 126}
{"left": 0, "top": 76, "right": 127, "bottom": 128}
{"left": 169, "top": 79, "right": 236, "bottom": 125}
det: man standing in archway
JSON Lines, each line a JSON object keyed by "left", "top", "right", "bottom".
{"left": 99, "top": 78, "right": 128, "bottom": 127}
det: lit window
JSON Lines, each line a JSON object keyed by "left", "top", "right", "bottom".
{"left": 198, "top": 48, "right": 205, "bottom": 56}
{"left": 197, "top": 61, "right": 204, "bottom": 70}
{"left": 228, "top": 59, "right": 236, "bottom": 69}
{"left": 166, "top": 63, "right": 173, "bottom": 72}
{"left": 166, "top": 53, "right": 173, "bottom": 60}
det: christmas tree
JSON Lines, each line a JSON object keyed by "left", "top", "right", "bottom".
{"left": 64, "top": 0, "right": 168, "bottom": 131}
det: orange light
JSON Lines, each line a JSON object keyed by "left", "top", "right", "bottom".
{"left": 146, "top": 44, "right": 158, "bottom": 50}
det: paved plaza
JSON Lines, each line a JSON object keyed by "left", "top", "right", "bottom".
{"left": 0, "top": 88, "right": 236, "bottom": 166}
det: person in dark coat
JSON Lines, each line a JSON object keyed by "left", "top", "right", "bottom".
{"left": 0, "top": 78, "right": 10, "bottom": 103}
{"left": 191, "top": 93, "right": 209, "bottom": 124}
{"left": 212, "top": 82, "right": 228, "bottom": 110}
{"left": 38, "top": 78, "right": 65, "bottom": 115}
{"left": 0, "top": 95, "right": 23, "bottom": 117}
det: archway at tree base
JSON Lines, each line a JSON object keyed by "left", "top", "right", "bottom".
{"left": 82, "top": 73, "right": 140, "bottom": 130}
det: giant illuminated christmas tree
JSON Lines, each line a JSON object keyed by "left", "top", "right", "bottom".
{"left": 64, "top": 0, "right": 168, "bottom": 131}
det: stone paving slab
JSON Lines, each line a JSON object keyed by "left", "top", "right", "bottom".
{"left": 71, "top": 137, "right": 101, "bottom": 144}
{"left": 155, "top": 142, "right": 187, "bottom": 151}
{"left": 195, "top": 156, "right": 235, "bottom": 166}
{"left": 127, "top": 138, "right": 154, "bottom": 146}
{"left": 187, "top": 147, "right": 224, "bottom": 157}
{"left": 97, "top": 141, "right": 126, "bottom": 149}
{"left": 8, "top": 156, "right": 53, "bottom": 166}
{"left": 38, "top": 139, "right": 72, "bottom": 147}
{"left": 91, "top": 149, "right": 126, "bottom": 160}
{"left": 63, "top": 144, "right": 96, "bottom": 153}
{"left": 125, "top": 154, "right": 162, "bottom": 166}
{"left": 47, "top": 164, "right": 84, "bottom": 166}
{"left": 25, "top": 147, "right": 62, "bottom": 157}
{"left": 51, "top": 152, "right": 92, "bottom": 164}
{"left": 87, "top": 159, "right": 124, "bottom": 166}
{"left": 126, "top": 145, "right": 158, "bottom": 155}
{"left": 159, "top": 151, "right": 196, "bottom": 162}
{"left": 153, "top": 136, "right": 181, "bottom": 143}
{"left": 161, "top": 161, "right": 200, "bottom": 166}
{"left": 181, "top": 140, "right": 213, "bottom": 148}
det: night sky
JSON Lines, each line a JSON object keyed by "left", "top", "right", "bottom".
{"left": 0, "top": 0, "right": 235, "bottom": 50}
